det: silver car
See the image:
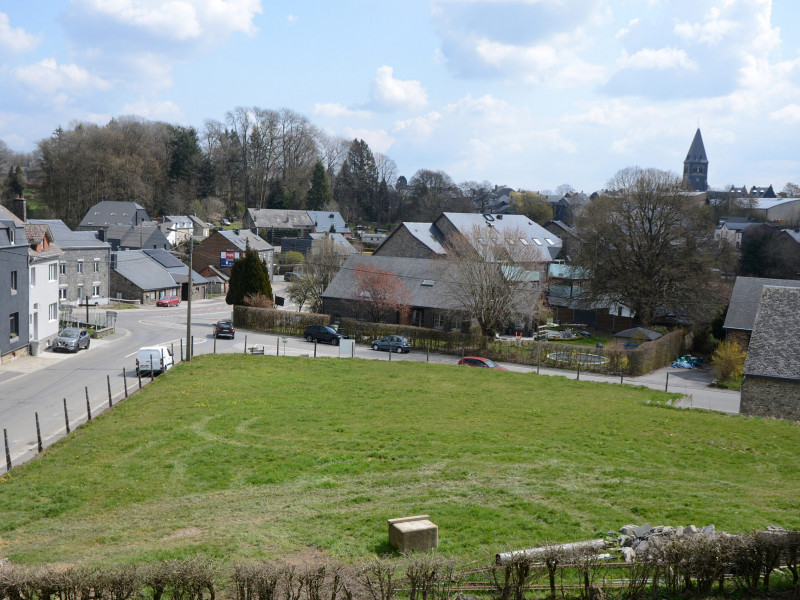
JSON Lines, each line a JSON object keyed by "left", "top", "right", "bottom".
{"left": 52, "top": 328, "right": 91, "bottom": 353}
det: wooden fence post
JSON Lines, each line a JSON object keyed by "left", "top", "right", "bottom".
{"left": 123, "top": 367, "right": 128, "bottom": 398}
{"left": 3, "top": 428, "right": 10, "bottom": 471}
{"left": 107, "top": 374, "right": 113, "bottom": 407}
{"left": 63, "top": 398, "right": 70, "bottom": 433}
{"left": 35, "top": 412, "right": 42, "bottom": 453}
{"left": 85, "top": 387, "right": 92, "bottom": 421}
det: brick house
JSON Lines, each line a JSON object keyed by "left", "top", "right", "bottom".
{"left": 192, "top": 229, "right": 274, "bottom": 280}
{"left": 740, "top": 285, "right": 800, "bottom": 420}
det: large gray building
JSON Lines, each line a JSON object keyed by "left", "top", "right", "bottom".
{"left": 1, "top": 205, "right": 30, "bottom": 361}
{"left": 30, "top": 219, "right": 112, "bottom": 306}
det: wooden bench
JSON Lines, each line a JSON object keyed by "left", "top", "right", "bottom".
{"left": 388, "top": 515, "right": 438, "bottom": 552}
{"left": 248, "top": 345, "right": 265, "bottom": 355}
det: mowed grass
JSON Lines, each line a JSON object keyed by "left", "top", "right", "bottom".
{"left": 1, "top": 355, "right": 798, "bottom": 566}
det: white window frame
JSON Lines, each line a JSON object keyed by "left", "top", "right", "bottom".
{"left": 77, "top": 261, "right": 84, "bottom": 274}
{"left": 93, "top": 259, "right": 100, "bottom": 272}
{"left": 433, "top": 312, "right": 445, "bottom": 330}
{"left": 49, "top": 303, "right": 58, "bottom": 321}
{"left": 92, "top": 284, "right": 101, "bottom": 297}
{"left": 59, "top": 287, "right": 67, "bottom": 300}
{"left": 49, "top": 263, "right": 58, "bottom": 281}
{"left": 59, "top": 262, "right": 66, "bottom": 275}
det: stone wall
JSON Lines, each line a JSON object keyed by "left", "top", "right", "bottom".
{"left": 741, "top": 376, "right": 800, "bottom": 421}
{"left": 61, "top": 248, "right": 111, "bottom": 304}
{"left": 726, "top": 328, "right": 751, "bottom": 350}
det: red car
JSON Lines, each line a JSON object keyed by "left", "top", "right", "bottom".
{"left": 458, "top": 356, "right": 508, "bottom": 370}
{"left": 156, "top": 295, "right": 180, "bottom": 307}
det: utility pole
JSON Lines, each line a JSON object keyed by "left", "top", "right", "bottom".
{"left": 186, "top": 235, "right": 193, "bottom": 362}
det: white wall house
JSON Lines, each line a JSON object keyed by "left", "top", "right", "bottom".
{"left": 25, "top": 224, "right": 64, "bottom": 349}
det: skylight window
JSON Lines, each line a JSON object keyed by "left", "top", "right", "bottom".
{"left": 545, "top": 238, "right": 554, "bottom": 245}
{"left": 520, "top": 238, "right": 529, "bottom": 245}
{"left": 421, "top": 280, "right": 435, "bottom": 286}
{"left": 533, "top": 239, "right": 543, "bottom": 246}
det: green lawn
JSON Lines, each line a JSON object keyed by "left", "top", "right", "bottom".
{"left": 1, "top": 355, "right": 798, "bottom": 566}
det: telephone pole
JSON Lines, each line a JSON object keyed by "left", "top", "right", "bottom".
{"left": 186, "top": 235, "right": 193, "bottom": 362}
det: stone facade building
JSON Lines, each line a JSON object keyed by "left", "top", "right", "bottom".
{"left": 30, "top": 219, "right": 112, "bottom": 306}
{"left": 740, "top": 285, "right": 800, "bottom": 420}
{"left": 1, "top": 205, "right": 30, "bottom": 362}
{"left": 723, "top": 276, "right": 800, "bottom": 349}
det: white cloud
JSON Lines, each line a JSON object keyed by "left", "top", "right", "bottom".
{"left": 769, "top": 104, "right": 800, "bottom": 123}
{"left": 617, "top": 47, "right": 698, "bottom": 71}
{"left": 312, "top": 103, "right": 371, "bottom": 120}
{"left": 673, "top": 18, "right": 739, "bottom": 45}
{"left": 370, "top": 65, "right": 428, "bottom": 111}
{"left": 0, "top": 13, "right": 40, "bottom": 55}
{"left": 13, "top": 58, "right": 111, "bottom": 95}
{"left": 615, "top": 18, "right": 640, "bottom": 40}
{"left": 73, "top": 0, "right": 262, "bottom": 40}
{"left": 343, "top": 127, "right": 396, "bottom": 154}
{"left": 119, "top": 99, "right": 184, "bottom": 121}
{"left": 287, "top": 14, "right": 297, "bottom": 23}
{"left": 392, "top": 112, "right": 442, "bottom": 141}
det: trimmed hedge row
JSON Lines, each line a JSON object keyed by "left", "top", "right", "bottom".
{"left": 233, "top": 307, "right": 689, "bottom": 376}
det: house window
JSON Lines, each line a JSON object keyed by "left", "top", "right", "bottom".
{"left": 433, "top": 313, "right": 445, "bottom": 330}
{"left": 59, "top": 288, "right": 67, "bottom": 300}
{"left": 10, "top": 270, "right": 17, "bottom": 293}
{"left": 49, "top": 263, "right": 58, "bottom": 281}
{"left": 92, "top": 284, "right": 101, "bottom": 297}
{"left": 9, "top": 312, "right": 19, "bottom": 340}
{"left": 77, "top": 286, "right": 83, "bottom": 300}
{"left": 451, "top": 316, "right": 462, "bottom": 331}
{"left": 8, "top": 229, "right": 14, "bottom": 244}
{"left": 30, "top": 267, "right": 36, "bottom": 287}
{"left": 60, "top": 263, "right": 66, "bottom": 275}
{"left": 77, "top": 261, "right": 84, "bottom": 274}
{"left": 49, "top": 303, "right": 58, "bottom": 321}
{"left": 93, "top": 259, "right": 100, "bottom": 272}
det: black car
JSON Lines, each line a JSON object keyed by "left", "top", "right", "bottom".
{"left": 214, "top": 320, "right": 235, "bottom": 339}
{"left": 303, "top": 325, "right": 345, "bottom": 345}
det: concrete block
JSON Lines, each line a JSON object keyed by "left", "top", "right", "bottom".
{"left": 388, "top": 515, "right": 438, "bottom": 552}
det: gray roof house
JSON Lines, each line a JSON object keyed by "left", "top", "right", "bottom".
{"left": 78, "top": 201, "right": 150, "bottom": 230}
{"left": 307, "top": 211, "right": 351, "bottom": 235}
{"left": 192, "top": 228, "right": 274, "bottom": 280}
{"left": 104, "top": 224, "right": 171, "bottom": 251}
{"left": 740, "top": 286, "right": 800, "bottom": 420}
{"left": 723, "top": 276, "right": 800, "bottom": 348}
{"left": 242, "top": 208, "right": 315, "bottom": 237}
{"left": 110, "top": 249, "right": 208, "bottom": 304}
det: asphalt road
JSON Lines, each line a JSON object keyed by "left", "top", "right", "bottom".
{"left": 0, "top": 294, "right": 740, "bottom": 472}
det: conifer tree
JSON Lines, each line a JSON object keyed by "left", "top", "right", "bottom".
{"left": 226, "top": 242, "right": 273, "bottom": 305}
{"left": 306, "top": 161, "right": 332, "bottom": 210}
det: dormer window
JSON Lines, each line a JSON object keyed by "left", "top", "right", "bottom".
{"left": 9, "top": 229, "right": 14, "bottom": 244}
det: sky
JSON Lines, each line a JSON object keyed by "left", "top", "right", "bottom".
{"left": 1, "top": 0, "right": 799, "bottom": 193}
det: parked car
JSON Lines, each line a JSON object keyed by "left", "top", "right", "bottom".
{"left": 156, "top": 295, "right": 180, "bottom": 307}
{"left": 222, "top": 219, "right": 231, "bottom": 226}
{"left": 136, "top": 346, "right": 174, "bottom": 375}
{"left": 52, "top": 328, "right": 91, "bottom": 353}
{"left": 214, "top": 320, "right": 235, "bottom": 339}
{"left": 458, "top": 356, "right": 508, "bottom": 370}
{"left": 303, "top": 325, "right": 346, "bottom": 345}
{"left": 371, "top": 335, "right": 411, "bottom": 353}
{"left": 284, "top": 271, "right": 301, "bottom": 281}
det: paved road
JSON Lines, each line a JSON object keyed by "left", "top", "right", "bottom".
{"left": 0, "top": 296, "right": 740, "bottom": 471}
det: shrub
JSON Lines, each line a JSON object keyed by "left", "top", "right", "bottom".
{"left": 279, "top": 251, "right": 304, "bottom": 266}
{"left": 711, "top": 339, "right": 746, "bottom": 383}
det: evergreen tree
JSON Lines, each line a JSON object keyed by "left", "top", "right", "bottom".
{"left": 6, "top": 165, "right": 25, "bottom": 198}
{"left": 226, "top": 242, "right": 273, "bottom": 305}
{"left": 267, "top": 180, "right": 288, "bottom": 209}
{"left": 334, "top": 139, "right": 378, "bottom": 220}
{"left": 306, "top": 161, "right": 332, "bottom": 210}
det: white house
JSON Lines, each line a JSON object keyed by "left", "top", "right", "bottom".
{"left": 25, "top": 224, "right": 64, "bottom": 350}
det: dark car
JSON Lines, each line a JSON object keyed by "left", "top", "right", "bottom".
{"left": 304, "top": 325, "right": 345, "bottom": 345}
{"left": 458, "top": 356, "right": 508, "bottom": 370}
{"left": 371, "top": 335, "right": 411, "bottom": 353}
{"left": 156, "top": 295, "right": 180, "bottom": 307}
{"left": 53, "top": 328, "right": 91, "bottom": 353}
{"left": 214, "top": 320, "right": 235, "bottom": 339}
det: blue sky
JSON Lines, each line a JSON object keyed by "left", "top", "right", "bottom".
{"left": 1, "top": 0, "right": 799, "bottom": 193}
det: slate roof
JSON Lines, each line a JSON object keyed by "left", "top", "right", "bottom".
{"left": 724, "top": 276, "right": 800, "bottom": 332}
{"left": 743, "top": 286, "right": 800, "bottom": 381}
{"left": 78, "top": 201, "right": 150, "bottom": 229}
{"left": 685, "top": 128, "right": 708, "bottom": 163}
{"left": 245, "top": 208, "right": 314, "bottom": 229}
{"left": 322, "top": 255, "right": 463, "bottom": 311}
{"left": 402, "top": 222, "right": 446, "bottom": 254}
{"left": 106, "top": 224, "right": 171, "bottom": 250}
{"left": 439, "top": 212, "right": 562, "bottom": 261}
{"left": 29, "top": 219, "right": 110, "bottom": 249}
{"left": 307, "top": 210, "right": 350, "bottom": 234}
{"left": 783, "top": 228, "right": 800, "bottom": 243}
{"left": 308, "top": 232, "right": 357, "bottom": 254}
{"left": 163, "top": 215, "right": 193, "bottom": 228}
{"left": 113, "top": 250, "right": 179, "bottom": 290}
{"left": 718, "top": 221, "right": 757, "bottom": 232}
{"left": 754, "top": 197, "right": 800, "bottom": 210}
{"left": 218, "top": 229, "right": 273, "bottom": 252}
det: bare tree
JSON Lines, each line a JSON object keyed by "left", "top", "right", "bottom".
{"left": 287, "top": 237, "right": 344, "bottom": 313}
{"left": 573, "top": 167, "right": 716, "bottom": 326}
{"left": 351, "top": 264, "right": 411, "bottom": 323}
{"left": 374, "top": 153, "right": 398, "bottom": 187}
{"left": 443, "top": 225, "right": 546, "bottom": 346}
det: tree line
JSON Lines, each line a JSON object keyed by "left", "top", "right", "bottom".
{"left": 0, "top": 108, "right": 519, "bottom": 228}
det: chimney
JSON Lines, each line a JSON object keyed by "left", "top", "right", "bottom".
{"left": 13, "top": 196, "right": 27, "bottom": 222}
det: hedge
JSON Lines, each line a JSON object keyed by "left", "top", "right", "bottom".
{"left": 233, "top": 307, "right": 689, "bottom": 376}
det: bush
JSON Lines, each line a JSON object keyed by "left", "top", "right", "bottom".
{"left": 279, "top": 251, "right": 304, "bottom": 266}
{"left": 711, "top": 339, "right": 746, "bottom": 383}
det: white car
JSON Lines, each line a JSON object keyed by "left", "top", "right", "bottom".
{"left": 136, "top": 346, "right": 174, "bottom": 375}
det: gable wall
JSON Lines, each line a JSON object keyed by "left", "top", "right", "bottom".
{"left": 373, "top": 227, "right": 435, "bottom": 258}
{"left": 740, "top": 376, "right": 800, "bottom": 421}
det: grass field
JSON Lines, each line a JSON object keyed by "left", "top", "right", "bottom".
{"left": 1, "top": 355, "right": 798, "bottom": 566}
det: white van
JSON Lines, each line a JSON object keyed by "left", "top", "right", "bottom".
{"left": 136, "top": 346, "right": 174, "bottom": 375}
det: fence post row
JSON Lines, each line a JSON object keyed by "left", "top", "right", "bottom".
{"left": 123, "top": 367, "right": 129, "bottom": 398}
{"left": 3, "top": 428, "right": 10, "bottom": 471}
{"left": 107, "top": 374, "right": 113, "bottom": 407}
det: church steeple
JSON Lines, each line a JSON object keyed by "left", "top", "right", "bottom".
{"left": 683, "top": 128, "right": 708, "bottom": 192}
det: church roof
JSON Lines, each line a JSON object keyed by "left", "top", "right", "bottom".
{"left": 685, "top": 128, "right": 708, "bottom": 164}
